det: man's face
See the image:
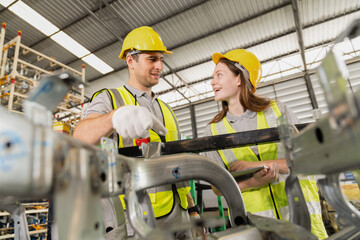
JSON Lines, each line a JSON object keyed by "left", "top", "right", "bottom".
{"left": 131, "top": 52, "right": 164, "bottom": 89}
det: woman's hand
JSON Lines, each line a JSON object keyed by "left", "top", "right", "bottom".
{"left": 229, "top": 160, "right": 261, "bottom": 172}
{"left": 229, "top": 159, "right": 289, "bottom": 174}
{"left": 236, "top": 162, "right": 279, "bottom": 191}
{"left": 250, "top": 163, "right": 279, "bottom": 188}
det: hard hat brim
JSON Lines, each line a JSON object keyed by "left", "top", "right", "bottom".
{"left": 212, "top": 52, "right": 226, "bottom": 64}
{"left": 164, "top": 50, "right": 173, "bottom": 55}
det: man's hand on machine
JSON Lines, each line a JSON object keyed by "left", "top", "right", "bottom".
{"left": 111, "top": 105, "right": 167, "bottom": 139}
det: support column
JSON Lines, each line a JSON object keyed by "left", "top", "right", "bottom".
{"left": 190, "top": 104, "right": 198, "bottom": 139}
{"left": 291, "top": 0, "right": 318, "bottom": 109}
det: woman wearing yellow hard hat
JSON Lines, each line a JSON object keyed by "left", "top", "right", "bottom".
{"left": 203, "top": 49, "right": 328, "bottom": 239}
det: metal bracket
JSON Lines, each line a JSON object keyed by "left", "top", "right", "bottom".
{"left": 141, "top": 142, "right": 164, "bottom": 159}
{"left": 101, "top": 137, "right": 117, "bottom": 154}
{"left": 247, "top": 213, "right": 317, "bottom": 240}
{"left": 285, "top": 174, "right": 311, "bottom": 230}
{"left": 318, "top": 174, "right": 360, "bottom": 228}
{"left": 53, "top": 148, "right": 104, "bottom": 240}
{"left": 1, "top": 203, "right": 31, "bottom": 240}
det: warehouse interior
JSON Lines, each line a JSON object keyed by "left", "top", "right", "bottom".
{"left": 0, "top": 0, "right": 360, "bottom": 239}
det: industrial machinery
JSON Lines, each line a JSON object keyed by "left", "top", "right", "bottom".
{"left": 0, "top": 19, "right": 359, "bottom": 240}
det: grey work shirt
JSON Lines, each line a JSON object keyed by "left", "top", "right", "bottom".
{"left": 82, "top": 84, "right": 163, "bottom": 125}
{"left": 82, "top": 84, "right": 165, "bottom": 147}
{"left": 202, "top": 101, "right": 300, "bottom": 168}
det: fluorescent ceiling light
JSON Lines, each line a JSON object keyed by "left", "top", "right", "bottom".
{"left": 2, "top": 0, "right": 113, "bottom": 75}
{"left": 0, "top": 0, "right": 16, "bottom": 7}
{"left": 51, "top": 31, "right": 90, "bottom": 58}
{"left": 8, "top": 1, "right": 59, "bottom": 36}
{"left": 82, "top": 54, "right": 114, "bottom": 74}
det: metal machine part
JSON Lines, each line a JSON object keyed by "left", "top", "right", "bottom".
{"left": 317, "top": 174, "right": 360, "bottom": 228}
{"left": 278, "top": 18, "right": 360, "bottom": 239}
{"left": 284, "top": 174, "right": 311, "bottom": 231}
{"left": 123, "top": 153, "right": 247, "bottom": 238}
{"left": 143, "top": 217, "right": 225, "bottom": 240}
{"left": 247, "top": 213, "right": 317, "bottom": 240}
{"left": 0, "top": 72, "right": 248, "bottom": 239}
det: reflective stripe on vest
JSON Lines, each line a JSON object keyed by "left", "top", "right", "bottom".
{"left": 92, "top": 87, "right": 189, "bottom": 218}
{"left": 210, "top": 101, "right": 328, "bottom": 239}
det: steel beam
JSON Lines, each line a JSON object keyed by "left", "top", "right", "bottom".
{"left": 118, "top": 123, "right": 308, "bottom": 157}
{"left": 291, "top": 0, "right": 318, "bottom": 109}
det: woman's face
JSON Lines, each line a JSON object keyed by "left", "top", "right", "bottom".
{"left": 211, "top": 62, "right": 241, "bottom": 102}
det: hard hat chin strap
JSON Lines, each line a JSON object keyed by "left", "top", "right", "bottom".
{"left": 127, "top": 49, "right": 142, "bottom": 57}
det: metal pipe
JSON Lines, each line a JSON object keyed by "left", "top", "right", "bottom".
{"left": 17, "top": 59, "right": 52, "bottom": 75}
{"left": 0, "top": 23, "right": 6, "bottom": 73}
{"left": 125, "top": 154, "right": 247, "bottom": 237}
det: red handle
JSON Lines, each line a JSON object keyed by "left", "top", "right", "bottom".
{"left": 135, "top": 138, "right": 149, "bottom": 146}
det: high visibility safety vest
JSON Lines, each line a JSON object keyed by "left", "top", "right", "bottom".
{"left": 91, "top": 86, "right": 190, "bottom": 218}
{"left": 210, "top": 101, "right": 328, "bottom": 239}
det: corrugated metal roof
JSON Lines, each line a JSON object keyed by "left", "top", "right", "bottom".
{"left": 109, "top": 0, "right": 204, "bottom": 30}
{"left": 0, "top": 10, "right": 46, "bottom": 46}
{"left": 300, "top": 0, "right": 360, "bottom": 26}
{"left": 63, "top": 16, "right": 118, "bottom": 52}
{"left": 30, "top": 38, "right": 77, "bottom": 64}
{"left": 156, "top": 0, "right": 292, "bottom": 51}
{"left": 303, "top": 12, "right": 360, "bottom": 47}
{"left": 176, "top": 62, "right": 214, "bottom": 84}
{"left": 163, "top": 5, "right": 295, "bottom": 70}
{"left": 94, "top": 41, "right": 125, "bottom": 69}
{"left": 26, "top": 0, "right": 89, "bottom": 29}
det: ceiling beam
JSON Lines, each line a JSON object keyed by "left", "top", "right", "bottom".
{"left": 291, "top": 0, "right": 318, "bottom": 109}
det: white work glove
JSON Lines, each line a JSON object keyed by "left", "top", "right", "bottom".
{"left": 112, "top": 105, "right": 167, "bottom": 139}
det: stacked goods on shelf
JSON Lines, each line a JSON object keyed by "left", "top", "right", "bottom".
{"left": 0, "top": 202, "right": 48, "bottom": 240}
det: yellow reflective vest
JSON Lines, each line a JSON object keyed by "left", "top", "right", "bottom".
{"left": 91, "top": 86, "right": 190, "bottom": 218}
{"left": 210, "top": 101, "right": 328, "bottom": 239}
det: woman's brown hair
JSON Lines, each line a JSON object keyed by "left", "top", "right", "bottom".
{"left": 210, "top": 59, "right": 271, "bottom": 123}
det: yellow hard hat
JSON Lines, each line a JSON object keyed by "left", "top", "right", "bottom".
{"left": 212, "top": 49, "right": 262, "bottom": 93}
{"left": 119, "top": 26, "right": 173, "bottom": 60}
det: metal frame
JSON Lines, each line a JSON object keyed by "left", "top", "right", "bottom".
{"left": 0, "top": 25, "right": 85, "bottom": 119}
{"left": 278, "top": 18, "right": 360, "bottom": 238}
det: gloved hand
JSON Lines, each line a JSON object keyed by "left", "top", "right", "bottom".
{"left": 112, "top": 105, "right": 167, "bottom": 139}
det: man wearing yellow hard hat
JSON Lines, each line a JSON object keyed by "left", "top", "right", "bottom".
{"left": 74, "top": 26, "right": 195, "bottom": 239}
